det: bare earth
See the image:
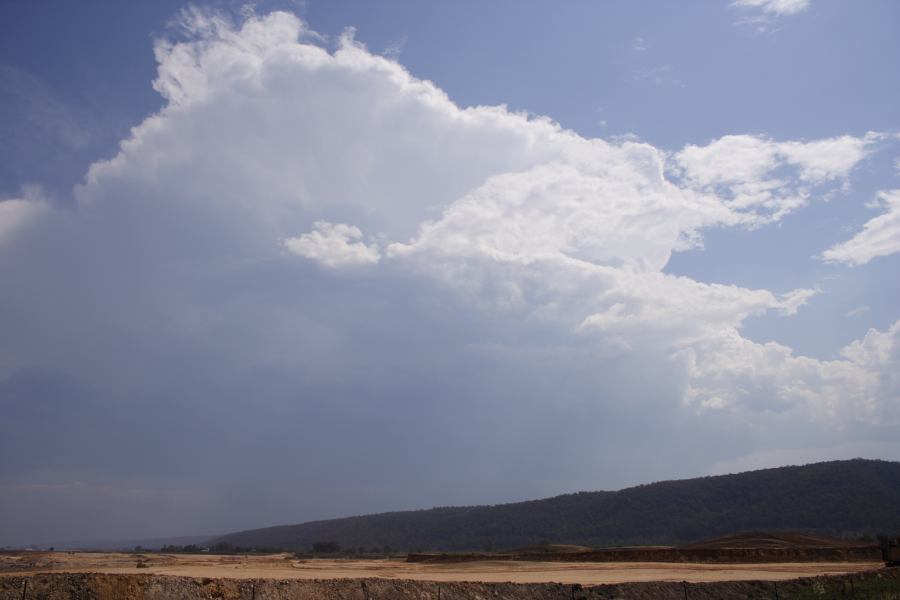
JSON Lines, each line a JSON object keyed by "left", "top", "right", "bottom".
{"left": 0, "top": 552, "right": 881, "bottom": 585}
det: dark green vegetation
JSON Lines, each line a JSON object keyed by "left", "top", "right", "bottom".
{"left": 156, "top": 543, "right": 283, "bottom": 555}
{"left": 781, "top": 571, "right": 900, "bottom": 600}
{"left": 407, "top": 532, "right": 882, "bottom": 565}
{"left": 214, "top": 459, "right": 900, "bottom": 553}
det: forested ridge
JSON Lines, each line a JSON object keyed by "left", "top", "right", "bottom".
{"left": 215, "top": 459, "right": 900, "bottom": 552}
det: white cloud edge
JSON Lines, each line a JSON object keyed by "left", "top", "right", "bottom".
{"left": 731, "top": 0, "right": 811, "bottom": 17}
{"left": 731, "top": 0, "right": 811, "bottom": 32}
{"left": 0, "top": 186, "right": 50, "bottom": 245}
{"left": 670, "top": 133, "right": 879, "bottom": 225}
{"left": 822, "top": 189, "right": 900, "bottom": 266}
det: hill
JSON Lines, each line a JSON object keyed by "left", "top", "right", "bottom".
{"left": 214, "top": 459, "right": 900, "bottom": 552}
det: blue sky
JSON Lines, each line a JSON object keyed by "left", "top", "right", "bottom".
{"left": 1, "top": 1, "right": 898, "bottom": 546}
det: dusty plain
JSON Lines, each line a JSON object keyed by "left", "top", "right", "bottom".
{"left": 0, "top": 551, "right": 882, "bottom": 585}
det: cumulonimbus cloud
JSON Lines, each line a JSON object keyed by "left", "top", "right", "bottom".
{"left": 11, "top": 8, "right": 899, "bottom": 423}
{"left": 1, "top": 9, "right": 898, "bottom": 542}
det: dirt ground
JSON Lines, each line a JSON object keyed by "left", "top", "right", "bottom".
{"left": 0, "top": 552, "right": 882, "bottom": 585}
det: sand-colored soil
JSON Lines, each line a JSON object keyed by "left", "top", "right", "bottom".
{"left": 0, "top": 552, "right": 881, "bottom": 585}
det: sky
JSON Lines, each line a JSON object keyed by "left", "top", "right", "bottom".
{"left": 0, "top": 0, "right": 898, "bottom": 547}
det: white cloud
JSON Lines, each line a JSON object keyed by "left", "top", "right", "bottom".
{"left": 847, "top": 305, "right": 870, "bottom": 318}
{"left": 731, "top": 0, "right": 812, "bottom": 32}
{"left": 284, "top": 221, "right": 380, "bottom": 267}
{"left": 822, "top": 190, "right": 900, "bottom": 266}
{"left": 674, "top": 133, "right": 874, "bottom": 187}
{"left": 49, "top": 10, "right": 900, "bottom": 426}
{"left": 678, "top": 322, "right": 899, "bottom": 424}
{"left": 671, "top": 134, "right": 876, "bottom": 223}
{"left": 779, "top": 134, "right": 875, "bottom": 182}
{"left": 732, "top": 0, "right": 810, "bottom": 17}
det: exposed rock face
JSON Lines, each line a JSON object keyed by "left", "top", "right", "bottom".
{"left": 2, "top": 570, "right": 900, "bottom": 600}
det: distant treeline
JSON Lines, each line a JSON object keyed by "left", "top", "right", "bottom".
{"left": 308, "top": 541, "right": 396, "bottom": 555}
{"left": 149, "top": 541, "right": 397, "bottom": 556}
{"left": 151, "top": 542, "right": 282, "bottom": 554}
{"left": 212, "top": 459, "right": 900, "bottom": 553}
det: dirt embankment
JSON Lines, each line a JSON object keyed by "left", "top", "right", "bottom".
{"left": 2, "top": 570, "right": 900, "bottom": 600}
{"left": 0, "top": 550, "right": 884, "bottom": 587}
{"left": 409, "top": 545, "right": 881, "bottom": 564}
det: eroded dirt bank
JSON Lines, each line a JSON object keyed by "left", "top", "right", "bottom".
{"left": 0, "top": 553, "right": 881, "bottom": 584}
{"left": 2, "top": 569, "right": 900, "bottom": 600}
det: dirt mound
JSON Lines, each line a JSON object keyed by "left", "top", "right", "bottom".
{"left": 510, "top": 544, "right": 595, "bottom": 554}
{"left": 0, "top": 551, "right": 57, "bottom": 574}
{"left": 684, "top": 532, "right": 872, "bottom": 550}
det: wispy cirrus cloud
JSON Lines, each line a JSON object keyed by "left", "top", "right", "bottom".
{"left": 631, "top": 65, "right": 682, "bottom": 87}
{"left": 847, "top": 305, "right": 870, "bottom": 318}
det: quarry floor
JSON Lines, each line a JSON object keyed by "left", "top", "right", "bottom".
{"left": 0, "top": 552, "right": 882, "bottom": 585}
